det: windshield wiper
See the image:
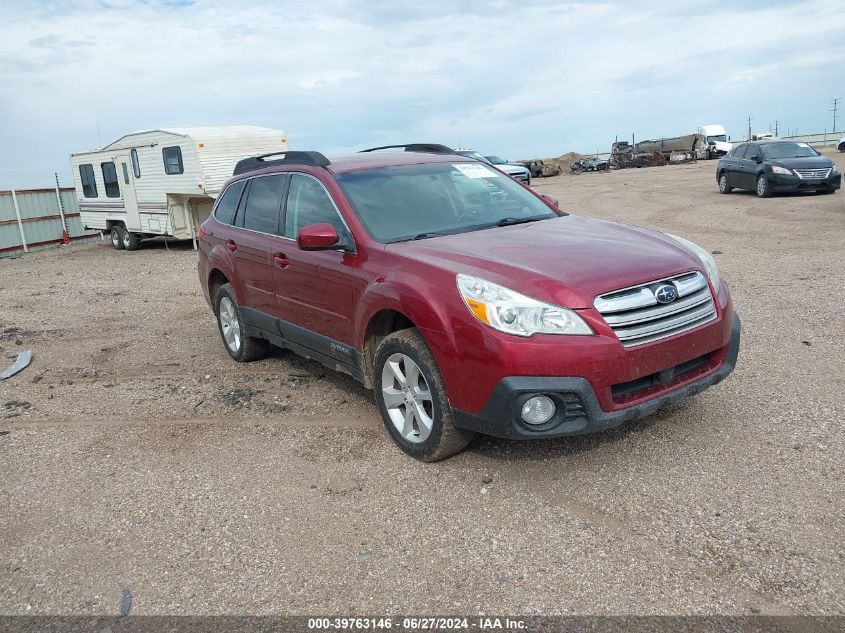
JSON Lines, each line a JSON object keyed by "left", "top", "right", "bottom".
{"left": 391, "top": 232, "right": 446, "bottom": 243}
{"left": 493, "top": 215, "right": 551, "bottom": 227}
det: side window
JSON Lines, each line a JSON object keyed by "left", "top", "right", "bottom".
{"left": 162, "top": 146, "right": 184, "bottom": 175}
{"left": 101, "top": 162, "right": 120, "bottom": 198}
{"left": 121, "top": 163, "right": 130, "bottom": 185}
{"left": 731, "top": 144, "right": 746, "bottom": 158}
{"left": 240, "top": 175, "right": 285, "bottom": 234}
{"left": 213, "top": 180, "right": 246, "bottom": 225}
{"left": 746, "top": 145, "right": 760, "bottom": 161}
{"left": 130, "top": 148, "right": 141, "bottom": 178}
{"left": 284, "top": 174, "right": 345, "bottom": 238}
{"left": 79, "top": 164, "right": 98, "bottom": 198}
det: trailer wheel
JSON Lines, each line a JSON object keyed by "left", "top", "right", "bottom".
{"left": 110, "top": 226, "right": 125, "bottom": 250}
{"left": 214, "top": 283, "right": 269, "bottom": 362}
{"left": 122, "top": 230, "right": 141, "bottom": 251}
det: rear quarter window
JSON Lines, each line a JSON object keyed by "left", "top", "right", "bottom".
{"left": 214, "top": 180, "right": 246, "bottom": 225}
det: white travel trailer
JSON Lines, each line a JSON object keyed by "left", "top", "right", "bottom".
{"left": 70, "top": 126, "right": 289, "bottom": 250}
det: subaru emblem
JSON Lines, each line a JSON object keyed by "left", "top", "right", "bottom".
{"left": 654, "top": 284, "right": 678, "bottom": 304}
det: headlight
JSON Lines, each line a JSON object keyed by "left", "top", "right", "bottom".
{"left": 456, "top": 274, "right": 592, "bottom": 337}
{"left": 664, "top": 234, "right": 721, "bottom": 292}
{"left": 832, "top": 165, "right": 840, "bottom": 176}
{"left": 770, "top": 165, "right": 793, "bottom": 176}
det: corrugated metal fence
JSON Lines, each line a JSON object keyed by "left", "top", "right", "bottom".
{"left": 0, "top": 187, "right": 99, "bottom": 258}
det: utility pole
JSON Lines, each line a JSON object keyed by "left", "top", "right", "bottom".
{"left": 747, "top": 116, "right": 753, "bottom": 140}
{"left": 832, "top": 98, "right": 840, "bottom": 132}
{"left": 773, "top": 120, "right": 778, "bottom": 136}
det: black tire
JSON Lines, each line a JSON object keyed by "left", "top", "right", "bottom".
{"left": 718, "top": 172, "right": 733, "bottom": 194}
{"left": 374, "top": 328, "right": 475, "bottom": 462}
{"left": 756, "top": 175, "right": 771, "bottom": 198}
{"left": 214, "top": 283, "right": 268, "bottom": 362}
{"left": 122, "top": 230, "right": 141, "bottom": 251}
{"left": 838, "top": 143, "right": 845, "bottom": 152}
{"left": 110, "top": 226, "right": 125, "bottom": 250}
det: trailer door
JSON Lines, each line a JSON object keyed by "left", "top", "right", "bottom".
{"left": 113, "top": 151, "right": 141, "bottom": 232}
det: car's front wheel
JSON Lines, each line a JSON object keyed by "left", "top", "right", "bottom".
{"left": 756, "top": 175, "right": 771, "bottom": 198}
{"left": 214, "top": 283, "right": 268, "bottom": 362}
{"left": 718, "top": 173, "right": 733, "bottom": 194}
{"left": 374, "top": 329, "right": 475, "bottom": 461}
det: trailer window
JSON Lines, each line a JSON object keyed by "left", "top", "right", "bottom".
{"left": 131, "top": 148, "right": 141, "bottom": 179}
{"left": 121, "top": 163, "right": 130, "bottom": 185}
{"left": 240, "top": 175, "right": 285, "bottom": 234}
{"left": 214, "top": 180, "right": 246, "bottom": 225}
{"left": 79, "top": 164, "right": 98, "bottom": 198}
{"left": 162, "top": 146, "right": 184, "bottom": 175}
{"left": 101, "top": 162, "right": 120, "bottom": 198}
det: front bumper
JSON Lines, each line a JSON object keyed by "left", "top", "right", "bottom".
{"left": 452, "top": 314, "right": 741, "bottom": 439}
{"left": 767, "top": 172, "right": 841, "bottom": 192}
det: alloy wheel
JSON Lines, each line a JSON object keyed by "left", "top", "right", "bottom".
{"left": 380, "top": 353, "right": 434, "bottom": 443}
{"left": 218, "top": 296, "right": 241, "bottom": 353}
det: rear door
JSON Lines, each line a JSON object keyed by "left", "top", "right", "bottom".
{"left": 725, "top": 144, "right": 746, "bottom": 187}
{"left": 229, "top": 174, "right": 288, "bottom": 322}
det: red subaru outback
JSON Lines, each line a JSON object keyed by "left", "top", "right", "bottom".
{"left": 198, "top": 147, "right": 740, "bottom": 461}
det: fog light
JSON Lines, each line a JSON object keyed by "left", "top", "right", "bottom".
{"left": 521, "top": 395, "right": 556, "bottom": 425}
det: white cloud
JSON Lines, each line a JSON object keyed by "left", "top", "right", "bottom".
{"left": 1, "top": 0, "right": 844, "bottom": 186}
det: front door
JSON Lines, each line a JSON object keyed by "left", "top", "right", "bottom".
{"left": 275, "top": 173, "right": 360, "bottom": 364}
{"left": 742, "top": 145, "right": 761, "bottom": 189}
{"left": 113, "top": 152, "right": 140, "bottom": 231}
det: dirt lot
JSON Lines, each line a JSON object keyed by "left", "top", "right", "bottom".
{"left": 2, "top": 150, "right": 843, "bottom": 616}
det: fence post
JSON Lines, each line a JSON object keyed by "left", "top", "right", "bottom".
{"left": 10, "top": 189, "right": 29, "bottom": 253}
{"left": 53, "top": 174, "right": 70, "bottom": 244}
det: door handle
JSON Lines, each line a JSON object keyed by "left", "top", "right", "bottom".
{"left": 273, "top": 253, "right": 290, "bottom": 268}
{"left": 226, "top": 239, "right": 237, "bottom": 253}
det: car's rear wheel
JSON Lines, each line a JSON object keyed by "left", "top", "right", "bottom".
{"left": 110, "top": 226, "right": 125, "bottom": 250}
{"left": 123, "top": 230, "right": 141, "bottom": 251}
{"left": 756, "top": 175, "right": 771, "bottom": 198}
{"left": 718, "top": 173, "right": 733, "bottom": 193}
{"left": 214, "top": 283, "right": 268, "bottom": 362}
{"left": 374, "top": 329, "right": 475, "bottom": 461}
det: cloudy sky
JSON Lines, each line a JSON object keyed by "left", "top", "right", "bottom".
{"left": 1, "top": 0, "right": 844, "bottom": 188}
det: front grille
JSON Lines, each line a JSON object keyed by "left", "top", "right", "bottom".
{"left": 561, "top": 393, "right": 587, "bottom": 421}
{"left": 594, "top": 271, "right": 717, "bottom": 347}
{"left": 794, "top": 167, "right": 831, "bottom": 180}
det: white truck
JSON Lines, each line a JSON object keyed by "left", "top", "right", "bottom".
{"left": 70, "top": 126, "right": 288, "bottom": 250}
{"left": 698, "top": 124, "right": 732, "bottom": 158}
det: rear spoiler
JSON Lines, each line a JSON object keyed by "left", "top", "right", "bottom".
{"left": 233, "top": 151, "right": 330, "bottom": 176}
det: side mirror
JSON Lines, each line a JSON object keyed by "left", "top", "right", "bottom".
{"left": 297, "top": 223, "right": 340, "bottom": 251}
{"left": 540, "top": 193, "right": 560, "bottom": 209}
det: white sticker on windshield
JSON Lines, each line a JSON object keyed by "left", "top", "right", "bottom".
{"left": 797, "top": 142, "right": 810, "bottom": 148}
{"left": 452, "top": 163, "right": 500, "bottom": 178}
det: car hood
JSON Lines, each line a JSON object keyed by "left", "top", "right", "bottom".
{"left": 386, "top": 215, "right": 703, "bottom": 309}
{"left": 769, "top": 156, "right": 833, "bottom": 169}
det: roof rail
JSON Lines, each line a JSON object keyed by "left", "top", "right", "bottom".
{"left": 233, "top": 151, "right": 330, "bottom": 176}
{"left": 359, "top": 143, "right": 456, "bottom": 155}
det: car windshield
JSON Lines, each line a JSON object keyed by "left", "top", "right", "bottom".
{"left": 485, "top": 155, "right": 507, "bottom": 164}
{"left": 455, "top": 150, "right": 489, "bottom": 163}
{"left": 707, "top": 135, "right": 727, "bottom": 143}
{"left": 760, "top": 142, "right": 819, "bottom": 159}
{"left": 335, "top": 162, "right": 558, "bottom": 243}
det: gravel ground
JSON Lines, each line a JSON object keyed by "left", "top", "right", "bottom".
{"left": 1, "top": 150, "right": 843, "bottom": 616}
